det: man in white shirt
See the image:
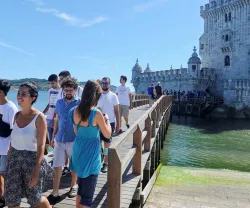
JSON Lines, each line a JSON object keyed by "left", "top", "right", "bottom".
{"left": 43, "top": 74, "right": 62, "bottom": 143}
{"left": 98, "top": 77, "right": 120, "bottom": 173}
{"left": 58, "top": 70, "right": 83, "bottom": 100}
{"left": 0, "top": 80, "right": 18, "bottom": 204}
{"left": 116, "top": 75, "right": 133, "bottom": 130}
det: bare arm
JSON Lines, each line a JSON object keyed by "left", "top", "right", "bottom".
{"left": 43, "top": 104, "right": 49, "bottom": 114}
{"left": 114, "top": 104, "right": 120, "bottom": 132}
{"left": 51, "top": 114, "right": 59, "bottom": 145}
{"left": 96, "top": 110, "right": 112, "bottom": 139}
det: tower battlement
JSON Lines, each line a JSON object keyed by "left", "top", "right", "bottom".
{"left": 200, "top": 0, "right": 246, "bottom": 16}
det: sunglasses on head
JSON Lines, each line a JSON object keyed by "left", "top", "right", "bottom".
{"left": 101, "top": 82, "right": 109, "bottom": 86}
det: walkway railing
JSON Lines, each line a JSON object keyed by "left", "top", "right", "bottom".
{"left": 132, "top": 94, "right": 149, "bottom": 107}
{"left": 107, "top": 95, "right": 172, "bottom": 208}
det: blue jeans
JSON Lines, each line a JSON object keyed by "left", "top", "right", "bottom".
{"left": 46, "top": 119, "right": 54, "bottom": 142}
{"left": 77, "top": 175, "right": 98, "bottom": 207}
{"left": 0, "top": 155, "right": 7, "bottom": 173}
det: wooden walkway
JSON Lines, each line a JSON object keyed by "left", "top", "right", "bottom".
{"left": 17, "top": 105, "right": 154, "bottom": 208}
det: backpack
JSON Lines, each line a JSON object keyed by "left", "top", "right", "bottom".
{"left": 0, "top": 114, "right": 12, "bottom": 138}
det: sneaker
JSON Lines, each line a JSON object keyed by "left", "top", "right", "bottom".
{"left": 126, "top": 124, "right": 130, "bottom": 129}
{"left": 0, "top": 198, "right": 5, "bottom": 207}
{"left": 68, "top": 187, "right": 77, "bottom": 198}
{"left": 62, "top": 166, "right": 71, "bottom": 176}
{"left": 101, "top": 163, "right": 108, "bottom": 173}
{"left": 47, "top": 194, "right": 61, "bottom": 204}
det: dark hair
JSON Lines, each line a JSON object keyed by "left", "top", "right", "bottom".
{"left": 61, "top": 77, "right": 78, "bottom": 90}
{"left": 0, "top": 80, "right": 11, "bottom": 96}
{"left": 120, "top": 75, "right": 127, "bottom": 82}
{"left": 20, "top": 82, "right": 38, "bottom": 105}
{"left": 59, "top": 70, "right": 71, "bottom": 78}
{"left": 48, "top": 74, "right": 58, "bottom": 82}
{"left": 77, "top": 80, "right": 102, "bottom": 121}
{"left": 102, "top": 77, "right": 111, "bottom": 84}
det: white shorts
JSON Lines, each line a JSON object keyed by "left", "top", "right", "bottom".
{"left": 53, "top": 142, "right": 74, "bottom": 168}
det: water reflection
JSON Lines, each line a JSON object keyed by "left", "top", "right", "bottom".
{"left": 162, "top": 116, "right": 250, "bottom": 172}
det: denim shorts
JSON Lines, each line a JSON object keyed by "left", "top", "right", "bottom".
{"left": 0, "top": 155, "right": 7, "bottom": 173}
{"left": 46, "top": 119, "right": 54, "bottom": 142}
{"left": 77, "top": 175, "right": 98, "bottom": 207}
{"left": 100, "top": 122, "right": 115, "bottom": 143}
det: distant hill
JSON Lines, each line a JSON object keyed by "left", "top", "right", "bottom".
{"left": 8, "top": 78, "right": 117, "bottom": 92}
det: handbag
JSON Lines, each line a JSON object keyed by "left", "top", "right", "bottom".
{"left": 0, "top": 114, "right": 12, "bottom": 138}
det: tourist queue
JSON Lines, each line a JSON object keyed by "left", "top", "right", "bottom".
{"left": 0, "top": 71, "right": 133, "bottom": 208}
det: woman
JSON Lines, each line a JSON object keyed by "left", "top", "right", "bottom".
{"left": 5, "top": 82, "right": 53, "bottom": 208}
{"left": 69, "top": 80, "right": 111, "bottom": 208}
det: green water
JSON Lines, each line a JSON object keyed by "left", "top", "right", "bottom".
{"left": 162, "top": 116, "right": 250, "bottom": 172}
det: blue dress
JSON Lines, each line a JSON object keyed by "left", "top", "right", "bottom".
{"left": 69, "top": 107, "right": 101, "bottom": 178}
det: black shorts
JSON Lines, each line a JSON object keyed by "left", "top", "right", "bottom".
{"left": 77, "top": 175, "right": 98, "bottom": 207}
{"left": 100, "top": 122, "right": 115, "bottom": 143}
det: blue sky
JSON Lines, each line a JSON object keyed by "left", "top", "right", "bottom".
{"left": 0, "top": 0, "right": 208, "bottom": 88}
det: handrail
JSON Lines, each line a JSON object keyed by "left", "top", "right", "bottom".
{"left": 107, "top": 95, "right": 172, "bottom": 208}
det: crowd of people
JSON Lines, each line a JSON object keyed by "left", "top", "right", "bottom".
{"left": 0, "top": 71, "right": 133, "bottom": 208}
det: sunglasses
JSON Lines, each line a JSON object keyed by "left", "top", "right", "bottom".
{"left": 101, "top": 82, "right": 109, "bottom": 86}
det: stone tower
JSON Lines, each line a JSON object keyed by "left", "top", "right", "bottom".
{"left": 188, "top": 46, "right": 201, "bottom": 78}
{"left": 132, "top": 59, "right": 142, "bottom": 93}
{"left": 200, "top": 0, "right": 250, "bottom": 111}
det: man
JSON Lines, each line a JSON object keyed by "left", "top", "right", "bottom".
{"left": 47, "top": 77, "right": 79, "bottom": 203}
{"left": 147, "top": 83, "right": 156, "bottom": 107}
{"left": 98, "top": 77, "right": 120, "bottom": 173}
{"left": 155, "top": 82, "right": 163, "bottom": 99}
{"left": 58, "top": 70, "right": 83, "bottom": 99}
{"left": 0, "top": 80, "right": 18, "bottom": 205}
{"left": 58, "top": 70, "right": 83, "bottom": 176}
{"left": 43, "top": 74, "right": 62, "bottom": 143}
{"left": 116, "top": 75, "right": 132, "bottom": 130}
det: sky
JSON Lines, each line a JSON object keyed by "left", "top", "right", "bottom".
{"left": 0, "top": 0, "right": 208, "bottom": 88}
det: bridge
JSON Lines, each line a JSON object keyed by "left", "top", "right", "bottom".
{"left": 15, "top": 94, "right": 172, "bottom": 208}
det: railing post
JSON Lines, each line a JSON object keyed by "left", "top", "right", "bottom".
{"left": 151, "top": 110, "right": 157, "bottom": 138}
{"left": 108, "top": 148, "right": 122, "bottom": 208}
{"left": 144, "top": 115, "right": 152, "bottom": 151}
{"left": 132, "top": 125, "right": 142, "bottom": 174}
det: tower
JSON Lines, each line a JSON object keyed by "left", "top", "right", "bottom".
{"left": 188, "top": 46, "right": 201, "bottom": 78}
{"left": 131, "top": 59, "right": 142, "bottom": 93}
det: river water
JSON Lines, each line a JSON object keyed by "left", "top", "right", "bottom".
{"left": 162, "top": 116, "right": 250, "bottom": 172}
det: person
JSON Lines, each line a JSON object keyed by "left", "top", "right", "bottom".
{"left": 4, "top": 81, "right": 53, "bottom": 208}
{"left": 116, "top": 75, "right": 132, "bottom": 129}
{"left": 58, "top": 70, "right": 83, "bottom": 176}
{"left": 0, "top": 80, "right": 18, "bottom": 206}
{"left": 147, "top": 83, "right": 156, "bottom": 107}
{"left": 155, "top": 82, "right": 163, "bottom": 99}
{"left": 47, "top": 77, "right": 79, "bottom": 203}
{"left": 69, "top": 80, "right": 111, "bottom": 208}
{"left": 43, "top": 74, "right": 62, "bottom": 143}
{"left": 97, "top": 77, "right": 120, "bottom": 173}
{"left": 58, "top": 70, "right": 83, "bottom": 99}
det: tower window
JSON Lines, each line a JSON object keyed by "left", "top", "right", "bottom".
{"left": 192, "top": 65, "right": 196, "bottom": 71}
{"left": 200, "top": 44, "right": 204, "bottom": 49}
{"left": 225, "top": 14, "right": 228, "bottom": 22}
{"left": 229, "top": 12, "right": 231, "bottom": 21}
{"left": 225, "top": 56, "right": 230, "bottom": 66}
{"left": 225, "top": 34, "right": 229, "bottom": 41}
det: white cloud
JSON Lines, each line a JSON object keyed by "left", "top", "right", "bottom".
{"left": 133, "top": 0, "right": 168, "bottom": 13}
{"left": 28, "top": 0, "right": 44, "bottom": 6}
{"left": 0, "top": 40, "right": 35, "bottom": 57}
{"left": 36, "top": 7, "right": 109, "bottom": 28}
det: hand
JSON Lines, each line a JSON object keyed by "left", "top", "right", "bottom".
{"left": 50, "top": 138, "right": 55, "bottom": 147}
{"left": 29, "top": 169, "right": 39, "bottom": 188}
{"left": 103, "top": 113, "right": 109, "bottom": 121}
{"left": 129, "top": 105, "right": 133, "bottom": 110}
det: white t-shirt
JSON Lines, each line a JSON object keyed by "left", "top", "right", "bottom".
{"left": 97, "top": 91, "right": 119, "bottom": 123}
{"left": 47, "top": 88, "right": 63, "bottom": 120}
{"left": 75, "top": 86, "right": 83, "bottom": 100}
{"left": 0, "top": 101, "right": 18, "bottom": 155}
{"left": 116, "top": 85, "right": 131, "bottom": 106}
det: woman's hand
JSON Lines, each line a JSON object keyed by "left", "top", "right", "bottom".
{"left": 29, "top": 169, "right": 39, "bottom": 188}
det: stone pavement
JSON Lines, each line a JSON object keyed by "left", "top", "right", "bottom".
{"left": 144, "top": 166, "right": 250, "bottom": 208}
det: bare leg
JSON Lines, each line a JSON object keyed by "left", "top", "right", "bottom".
{"left": 0, "top": 174, "right": 4, "bottom": 198}
{"left": 51, "top": 167, "right": 62, "bottom": 196}
{"left": 34, "top": 196, "right": 50, "bottom": 208}
{"left": 76, "top": 195, "right": 81, "bottom": 208}
{"left": 65, "top": 157, "right": 69, "bottom": 166}
{"left": 71, "top": 171, "right": 77, "bottom": 188}
{"left": 103, "top": 142, "right": 110, "bottom": 164}
{"left": 124, "top": 117, "right": 129, "bottom": 125}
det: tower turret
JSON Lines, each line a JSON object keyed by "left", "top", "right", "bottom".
{"left": 188, "top": 46, "right": 201, "bottom": 77}
{"left": 131, "top": 59, "right": 142, "bottom": 93}
{"left": 144, "top": 63, "right": 151, "bottom": 73}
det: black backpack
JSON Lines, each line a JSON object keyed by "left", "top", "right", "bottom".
{"left": 0, "top": 114, "right": 12, "bottom": 138}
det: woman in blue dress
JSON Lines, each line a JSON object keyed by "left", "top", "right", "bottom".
{"left": 69, "top": 80, "right": 111, "bottom": 208}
